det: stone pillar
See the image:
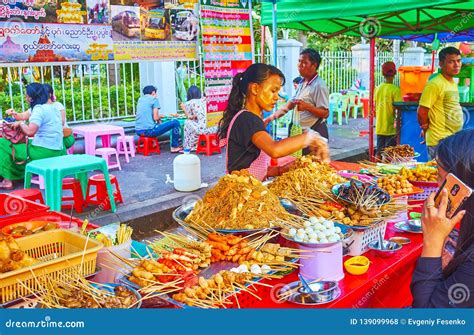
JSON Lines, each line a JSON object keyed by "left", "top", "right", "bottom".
{"left": 277, "top": 38, "right": 302, "bottom": 98}
{"left": 138, "top": 61, "right": 177, "bottom": 115}
{"left": 351, "top": 43, "right": 371, "bottom": 90}
{"left": 403, "top": 47, "right": 426, "bottom": 66}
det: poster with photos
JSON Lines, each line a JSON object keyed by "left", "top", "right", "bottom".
{"left": 110, "top": 5, "right": 141, "bottom": 40}
{"left": 87, "top": 0, "right": 110, "bottom": 24}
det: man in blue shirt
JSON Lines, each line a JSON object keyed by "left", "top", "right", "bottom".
{"left": 135, "top": 85, "right": 183, "bottom": 152}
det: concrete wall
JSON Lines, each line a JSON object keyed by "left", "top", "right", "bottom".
{"left": 138, "top": 62, "right": 177, "bottom": 115}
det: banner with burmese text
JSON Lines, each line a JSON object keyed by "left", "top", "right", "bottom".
{"left": 200, "top": 0, "right": 254, "bottom": 127}
{"left": 0, "top": 0, "right": 199, "bottom": 62}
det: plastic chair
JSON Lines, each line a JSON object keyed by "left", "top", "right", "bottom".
{"left": 347, "top": 91, "right": 363, "bottom": 119}
{"left": 30, "top": 175, "right": 45, "bottom": 189}
{"left": 337, "top": 95, "right": 350, "bottom": 125}
{"left": 24, "top": 155, "right": 116, "bottom": 212}
{"left": 61, "top": 178, "right": 84, "bottom": 213}
{"left": 10, "top": 188, "right": 44, "bottom": 204}
{"left": 136, "top": 136, "right": 160, "bottom": 156}
{"left": 86, "top": 174, "right": 123, "bottom": 211}
{"left": 328, "top": 93, "right": 342, "bottom": 125}
{"left": 196, "top": 134, "right": 221, "bottom": 156}
{"left": 95, "top": 147, "right": 121, "bottom": 171}
{"left": 359, "top": 90, "right": 370, "bottom": 99}
{"left": 117, "top": 135, "right": 136, "bottom": 158}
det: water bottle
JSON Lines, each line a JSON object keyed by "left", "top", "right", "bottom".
{"left": 173, "top": 149, "right": 201, "bottom": 192}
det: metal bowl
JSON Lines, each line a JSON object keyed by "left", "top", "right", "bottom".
{"left": 90, "top": 283, "right": 142, "bottom": 309}
{"left": 280, "top": 280, "right": 341, "bottom": 305}
{"left": 407, "top": 219, "right": 422, "bottom": 231}
{"left": 332, "top": 182, "right": 391, "bottom": 206}
{"left": 368, "top": 240, "right": 402, "bottom": 258}
{"left": 389, "top": 236, "right": 411, "bottom": 245}
{"left": 282, "top": 223, "right": 353, "bottom": 248}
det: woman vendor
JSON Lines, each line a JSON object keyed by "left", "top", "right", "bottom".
{"left": 218, "top": 63, "right": 329, "bottom": 181}
{"left": 0, "top": 83, "right": 65, "bottom": 189}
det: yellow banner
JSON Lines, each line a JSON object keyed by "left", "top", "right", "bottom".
{"left": 207, "top": 112, "right": 223, "bottom": 128}
{"left": 114, "top": 42, "right": 197, "bottom": 61}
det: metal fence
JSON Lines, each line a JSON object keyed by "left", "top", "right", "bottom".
{"left": 0, "top": 61, "right": 140, "bottom": 124}
{"left": 0, "top": 50, "right": 438, "bottom": 124}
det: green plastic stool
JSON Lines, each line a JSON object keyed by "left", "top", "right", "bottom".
{"left": 24, "top": 155, "right": 117, "bottom": 213}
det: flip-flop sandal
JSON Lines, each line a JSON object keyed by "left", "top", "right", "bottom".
{"left": 0, "top": 182, "right": 14, "bottom": 190}
{"left": 171, "top": 147, "right": 183, "bottom": 153}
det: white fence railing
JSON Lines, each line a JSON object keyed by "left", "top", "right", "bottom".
{"left": 0, "top": 61, "right": 140, "bottom": 124}
{"left": 0, "top": 50, "right": 438, "bottom": 124}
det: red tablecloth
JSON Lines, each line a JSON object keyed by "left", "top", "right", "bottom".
{"left": 251, "top": 161, "right": 423, "bottom": 308}
{"left": 249, "top": 222, "right": 422, "bottom": 308}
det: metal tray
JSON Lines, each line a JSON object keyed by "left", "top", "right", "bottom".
{"left": 120, "top": 259, "right": 298, "bottom": 309}
{"left": 172, "top": 199, "right": 300, "bottom": 236}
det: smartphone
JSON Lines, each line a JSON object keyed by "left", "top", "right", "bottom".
{"left": 434, "top": 173, "right": 472, "bottom": 219}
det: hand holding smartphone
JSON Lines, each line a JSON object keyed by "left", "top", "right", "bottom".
{"left": 434, "top": 173, "right": 472, "bottom": 219}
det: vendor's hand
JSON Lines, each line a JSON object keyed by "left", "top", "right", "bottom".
{"left": 11, "top": 121, "right": 22, "bottom": 129}
{"left": 295, "top": 100, "right": 312, "bottom": 112}
{"left": 179, "top": 102, "right": 186, "bottom": 111}
{"left": 419, "top": 129, "right": 426, "bottom": 144}
{"left": 304, "top": 130, "right": 330, "bottom": 163}
{"left": 5, "top": 109, "right": 19, "bottom": 120}
{"left": 421, "top": 190, "right": 466, "bottom": 256}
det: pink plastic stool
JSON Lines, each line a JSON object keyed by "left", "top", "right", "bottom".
{"left": 117, "top": 135, "right": 135, "bottom": 159}
{"left": 95, "top": 147, "right": 121, "bottom": 171}
{"left": 30, "top": 175, "right": 45, "bottom": 189}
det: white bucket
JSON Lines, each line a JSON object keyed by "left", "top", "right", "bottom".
{"left": 94, "top": 240, "right": 132, "bottom": 283}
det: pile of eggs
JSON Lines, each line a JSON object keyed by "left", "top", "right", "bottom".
{"left": 230, "top": 264, "right": 271, "bottom": 275}
{"left": 287, "top": 217, "right": 343, "bottom": 244}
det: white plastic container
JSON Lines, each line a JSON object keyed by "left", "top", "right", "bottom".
{"left": 95, "top": 240, "right": 132, "bottom": 283}
{"left": 173, "top": 149, "right": 201, "bottom": 192}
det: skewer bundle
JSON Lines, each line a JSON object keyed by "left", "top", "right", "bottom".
{"left": 185, "top": 170, "right": 306, "bottom": 231}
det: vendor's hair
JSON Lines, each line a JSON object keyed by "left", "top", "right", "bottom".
{"left": 439, "top": 47, "right": 461, "bottom": 62}
{"left": 26, "top": 83, "right": 49, "bottom": 109}
{"left": 218, "top": 63, "right": 285, "bottom": 140}
{"left": 43, "top": 83, "right": 56, "bottom": 102}
{"left": 436, "top": 129, "right": 474, "bottom": 278}
{"left": 300, "top": 48, "right": 322, "bottom": 69}
{"left": 142, "top": 85, "right": 156, "bottom": 95}
{"left": 187, "top": 85, "right": 201, "bottom": 101}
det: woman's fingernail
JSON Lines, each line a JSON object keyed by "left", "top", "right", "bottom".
{"left": 443, "top": 189, "right": 447, "bottom": 194}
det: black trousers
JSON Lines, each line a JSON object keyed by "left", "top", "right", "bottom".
{"left": 302, "top": 121, "right": 329, "bottom": 155}
{"left": 376, "top": 134, "right": 397, "bottom": 157}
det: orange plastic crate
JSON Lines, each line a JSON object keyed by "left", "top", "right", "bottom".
{"left": 398, "top": 66, "right": 433, "bottom": 96}
{"left": 0, "top": 230, "right": 102, "bottom": 304}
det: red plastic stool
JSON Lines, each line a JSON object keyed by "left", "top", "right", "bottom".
{"left": 85, "top": 174, "right": 123, "bottom": 210}
{"left": 61, "top": 178, "right": 84, "bottom": 213}
{"left": 136, "top": 136, "right": 160, "bottom": 156}
{"left": 196, "top": 134, "right": 221, "bottom": 156}
{"left": 10, "top": 188, "right": 44, "bottom": 204}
